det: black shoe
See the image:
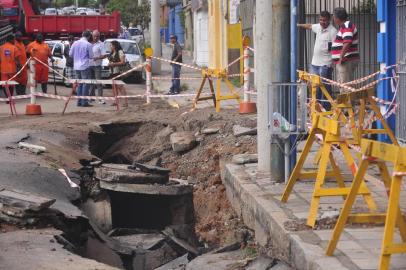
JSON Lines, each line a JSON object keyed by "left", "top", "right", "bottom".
{"left": 166, "top": 91, "right": 175, "bottom": 95}
{"left": 82, "top": 104, "right": 93, "bottom": 107}
{"left": 173, "top": 91, "right": 180, "bottom": 95}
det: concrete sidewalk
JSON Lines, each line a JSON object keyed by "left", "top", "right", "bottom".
{"left": 222, "top": 149, "right": 406, "bottom": 270}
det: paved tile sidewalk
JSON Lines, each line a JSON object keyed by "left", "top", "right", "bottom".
{"left": 223, "top": 145, "right": 406, "bottom": 270}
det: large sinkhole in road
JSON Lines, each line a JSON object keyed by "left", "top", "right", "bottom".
{"left": 83, "top": 121, "right": 198, "bottom": 270}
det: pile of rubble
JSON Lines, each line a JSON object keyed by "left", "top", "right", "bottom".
{"left": 0, "top": 188, "right": 56, "bottom": 226}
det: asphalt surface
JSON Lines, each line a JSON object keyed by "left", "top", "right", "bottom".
{"left": 0, "top": 128, "right": 82, "bottom": 218}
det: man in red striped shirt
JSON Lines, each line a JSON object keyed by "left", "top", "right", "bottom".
{"left": 331, "top": 7, "right": 359, "bottom": 90}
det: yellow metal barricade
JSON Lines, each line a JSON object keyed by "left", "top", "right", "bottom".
{"left": 326, "top": 139, "right": 406, "bottom": 270}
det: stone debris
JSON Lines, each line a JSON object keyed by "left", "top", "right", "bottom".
{"left": 233, "top": 125, "right": 257, "bottom": 137}
{"left": 170, "top": 132, "right": 197, "bottom": 153}
{"left": 201, "top": 128, "right": 220, "bottom": 135}
{"left": 320, "top": 210, "right": 340, "bottom": 220}
{"left": 95, "top": 163, "right": 169, "bottom": 185}
{"left": 18, "top": 142, "right": 46, "bottom": 154}
{"left": 246, "top": 256, "right": 274, "bottom": 270}
{"left": 0, "top": 188, "right": 56, "bottom": 225}
{"left": 232, "top": 154, "right": 258, "bottom": 165}
{"left": 154, "top": 253, "right": 189, "bottom": 270}
{"left": 270, "top": 262, "right": 293, "bottom": 270}
{"left": 185, "top": 250, "right": 245, "bottom": 270}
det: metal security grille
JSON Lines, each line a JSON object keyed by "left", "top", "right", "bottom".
{"left": 299, "top": 0, "right": 379, "bottom": 79}
{"left": 396, "top": 0, "right": 406, "bottom": 142}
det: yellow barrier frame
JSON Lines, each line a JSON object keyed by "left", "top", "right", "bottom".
{"left": 193, "top": 68, "right": 241, "bottom": 112}
{"left": 281, "top": 112, "right": 377, "bottom": 228}
{"left": 326, "top": 139, "right": 406, "bottom": 270}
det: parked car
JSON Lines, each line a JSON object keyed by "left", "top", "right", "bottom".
{"left": 62, "top": 6, "right": 76, "bottom": 15}
{"left": 75, "top": 7, "right": 98, "bottom": 15}
{"left": 45, "top": 40, "right": 71, "bottom": 86}
{"left": 44, "top": 8, "right": 57, "bottom": 15}
{"left": 44, "top": 39, "right": 143, "bottom": 85}
{"left": 102, "top": 38, "right": 143, "bottom": 83}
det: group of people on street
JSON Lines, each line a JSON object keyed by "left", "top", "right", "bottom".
{"left": 0, "top": 29, "right": 129, "bottom": 107}
{"left": 68, "top": 30, "right": 128, "bottom": 107}
{"left": 0, "top": 32, "right": 54, "bottom": 98}
{"left": 298, "top": 7, "right": 359, "bottom": 104}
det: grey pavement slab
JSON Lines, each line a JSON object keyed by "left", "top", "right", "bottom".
{"left": 221, "top": 149, "right": 406, "bottom": 270}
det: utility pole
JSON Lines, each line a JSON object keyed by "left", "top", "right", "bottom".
{"left": 255, "top": 0, "right": 290, "bottom": 180}
{"left": 151, "top": 0, "right": 162, "bottom": 74}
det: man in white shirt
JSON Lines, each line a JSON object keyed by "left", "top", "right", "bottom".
{"left": 89, "top": 30, "right": 106, "bottom": 104}
{"left": 298, "top": 11, "right": 337, "bottom": 108}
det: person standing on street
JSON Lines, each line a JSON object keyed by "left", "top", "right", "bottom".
{"left": 107, "top": 40, "right": 128, "bottom": 107}
{"left": 331, "top": 7, "right": 359, "bottom": 91}
{"left": 0, "top": 34, "right": 21, "bottom": 97}
{"left": 168, "top": 35, "right": 182, "bottom": 95}
{"left": 14, "top": 31, "right": 27, "bottom": 95}
{"left": 69, "top": 30, "right": 94, "bottom": 107}
{"left": 64, "top": 35, "right": 75, "bottom": 81}
{"left": 89, "top": 30, "right": 106, "bottom": 104}
{"left": 27, "top": 33, "right": 53, "bottom": 93}
{"left": 298, "top": 11, "right": 337, "bottom": 107}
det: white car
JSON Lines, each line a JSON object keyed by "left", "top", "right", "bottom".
{"left": 45, "top": 40, "right": 71, "bottom": 86}
{"left": 62, "top": 6, "right": 76, "bottom": 15}
{"left": 102, "top": 38, "right": 143, "bottom": 83}
{"left": 76, "top": 7, "right": 98, "bottom": 15}
{"left": 44, "top": 8, "right": 57, "bottom": 15}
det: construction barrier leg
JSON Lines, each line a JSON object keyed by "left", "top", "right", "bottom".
{"left": 379, "top": 166, "right": 406, "bottom": 270}
{"left": 326, "top": 158, "right": 370, "bottom": 256}
{"left": 62, "top": 83, "right": 78, "bottom": 115}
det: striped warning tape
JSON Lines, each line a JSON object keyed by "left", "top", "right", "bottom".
{"left": 6, "top": 57, "right": 32, "bottom": 83}
{"left": 151, "top": 76, "right": 202, "bottom": 80}
{"left": 111, "top": 63, "right": 145, "bottom": 80}
{"left": 226, "top": 55, "right": 244, "bottom": 70}
{"left": 150, "top": 56, "right": 202, "bottom": 71}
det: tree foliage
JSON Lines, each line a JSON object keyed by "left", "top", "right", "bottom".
{"left": 106, "top": 0, "right": 150, "bottom": 28}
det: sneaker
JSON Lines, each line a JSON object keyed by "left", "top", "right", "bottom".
{"left": 82, "top": 104, "right": 93, "bottom": 107}
{"left": 167, "top": 91, "right": 175, "bottom": 95}
{"left": 99, "top": 100, "right": 106, "bottom": 105}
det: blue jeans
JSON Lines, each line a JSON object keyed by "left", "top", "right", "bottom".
{"left": 89, "top": 66, "right": 103, "bottom": 97}
{"left": 310, "top": 65, "right": 333, "bottom": 110}
{"left": 75, "top": 68, "right": 91, "bottom": 106}
{"left": 170, "top": 64, "right": 181, "bottom": 93}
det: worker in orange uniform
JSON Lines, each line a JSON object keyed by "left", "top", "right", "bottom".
{"left": 27, "top": 33, "right": 54, "bottom": 93}
{"left": 14, "top": 31, "right": 28, "bottom": 95}
{"left": 0, "top": 34, "right": 21, "bottom": 97}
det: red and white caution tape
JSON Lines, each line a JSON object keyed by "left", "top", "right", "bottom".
{"left": 226, "top": 55, "right": 244, "bottom": 70}
{"left": 6, "top": 57, "right": 32, "bottom": 82}
{"left": 151, "top": 76, "right": 202, "bottom": 81}
{"left": 151, "top": 56, "right": 202, "bottom": 71}
{"left": 111, "top": 63, "right": 145, "bottom": 80}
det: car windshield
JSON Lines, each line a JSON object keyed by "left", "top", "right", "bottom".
{"left": 104, "top": 41, "right": 140, "bottom": 55}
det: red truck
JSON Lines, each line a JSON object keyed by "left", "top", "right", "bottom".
{"left": 0, "top": 0, "right": 120, "bottom": 38}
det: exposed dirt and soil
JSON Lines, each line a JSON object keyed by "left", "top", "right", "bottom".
{"left": 1, "top": 99, "right": 257, "bottom": 249}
